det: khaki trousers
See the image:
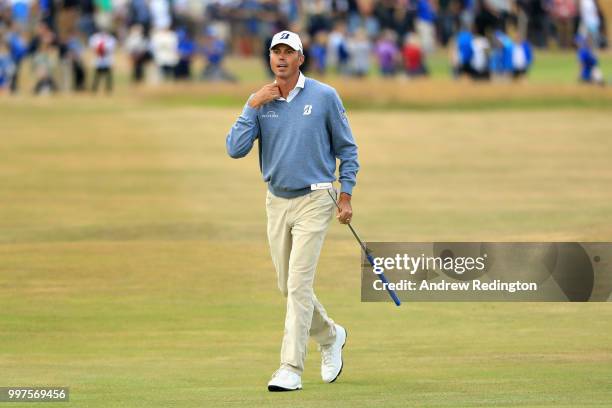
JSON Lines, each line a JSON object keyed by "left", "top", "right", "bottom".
{"left": 266, "top": 188, "right": 338, "bottom": 375}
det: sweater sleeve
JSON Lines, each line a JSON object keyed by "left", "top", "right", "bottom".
{"left": 226, "top": 94, "right": 260, "bottom": 158}
{"left": 328, "top": 90, "right": 359, "bottom": 195}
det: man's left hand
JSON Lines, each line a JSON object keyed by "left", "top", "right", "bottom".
{"left": 336, "top": 192, "right": 353, "bottom": 224}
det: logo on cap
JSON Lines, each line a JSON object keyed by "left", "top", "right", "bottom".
{"left": 270, "top": 30, "right": 303, "bottom": 52}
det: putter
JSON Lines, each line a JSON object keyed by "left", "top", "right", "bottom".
{"left": 326, "top": 189, "right": 401, "bottom": 306}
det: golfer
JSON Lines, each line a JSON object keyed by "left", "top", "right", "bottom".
{"left": 226, "top": 30, "right": 359, "bottom": 392}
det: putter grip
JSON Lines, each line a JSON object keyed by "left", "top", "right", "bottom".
{"left": 366, "top": 254, "right": 401, "bottom": 306}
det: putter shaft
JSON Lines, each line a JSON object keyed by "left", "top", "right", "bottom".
{"left": 327, "top": 189, "right": 401, "bottom": 306}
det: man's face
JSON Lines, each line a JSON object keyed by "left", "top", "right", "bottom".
{"left": 270, "top": 44, "right": 303, "bottom": 79}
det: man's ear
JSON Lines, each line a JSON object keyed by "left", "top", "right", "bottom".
{"left": 298, "top": 53, "right": 305, "bottom": 67}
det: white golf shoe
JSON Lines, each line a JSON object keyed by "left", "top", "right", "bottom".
{"left": 267, "top": 368, "right": 302, "bottom": 392}
{"left": 320, "top": 324, "right": 347, "bottom": 383}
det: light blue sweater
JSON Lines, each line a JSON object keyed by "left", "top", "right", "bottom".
{"left": 226, "top": 77, "right": 359, "bottom": 198}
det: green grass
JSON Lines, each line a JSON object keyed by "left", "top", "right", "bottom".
{"left": 134, "top": 51, "right": 612, "bottom": 111}
{"left": 1, "top": 97, "right": 612, "bottom": 406}
{"left": 225, "top": 49, "right": 612, "bottom": 85}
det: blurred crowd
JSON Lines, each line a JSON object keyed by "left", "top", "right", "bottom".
{"left": 0, "top": 0, "right": 609, "bottom": 94}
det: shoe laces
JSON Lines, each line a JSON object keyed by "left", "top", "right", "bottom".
{"left": 320, "top": 344, "right": 334, "bottom": 366}
{"left": 272, "top": 368, "right": 296, "bottom": 380}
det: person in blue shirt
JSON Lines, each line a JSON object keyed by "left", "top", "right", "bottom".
{"left": 200, "top": 27, "right": 236, "bottom": 82}
{"left": 6, "top": 23, "right": 28, "bottom": 93}
{"left": 491, "top": 30, "right": 514, "bottom": 77}
{"left": 309, "top": 31, "right": 328, "bottom": 75}
{"left": 453, "top": 28, "right": 475, "bottom": 78}
{"left": 0, "top": 41, "right": 16, "bottom": 93}
{"left": 226, "top": 30, "right": 358, "bottom": 392}
{"left": 175, "top": 27, "right": 195, "bottom": 80}
{"left": 576, "top": 34, "right": 604, "bottom": 85}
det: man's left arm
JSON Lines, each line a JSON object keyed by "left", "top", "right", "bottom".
{"left": 328, "top": 90, "right": 360, "bottom": 224}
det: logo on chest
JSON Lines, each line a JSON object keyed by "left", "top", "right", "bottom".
{"left": 303, "top": 105, "right": 312, "bottom": 115}
{"left": 261, "top": 110, "right": 279, "bottom": 118}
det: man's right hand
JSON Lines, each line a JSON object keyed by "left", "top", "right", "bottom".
{"left": 248, "top": 83, "right": 281, "bottom": 108}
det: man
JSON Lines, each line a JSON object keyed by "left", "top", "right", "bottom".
{"left": 226, "top": 30, "right": 359, "bottom": 392}
{"left": 89, "top": 28, "right": 116, "bottom": 93}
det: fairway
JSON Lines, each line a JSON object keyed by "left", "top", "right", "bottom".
{"left": 1, "top": 96, "right": 612, "bottom": 407}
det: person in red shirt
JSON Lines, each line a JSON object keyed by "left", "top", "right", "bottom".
{"left": 402, "top": 33, "right": 428, "bottom": 78}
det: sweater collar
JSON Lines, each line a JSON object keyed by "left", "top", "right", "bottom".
{"left": 274, "top": 71, "right": 305, "bottom": 101}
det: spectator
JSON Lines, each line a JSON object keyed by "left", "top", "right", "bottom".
{"left": 150, "top": 26, "right": 178, "bottom": 80}
{"left": 524, "top": 0, "right": 550, "bottom": 47}
{"left": 596, "top": 0, "right": 607, "bottom": 48}
{"left": 0, "top": 39, "right": 15, "bottom": 94}
{"left": 346, "top": 27, "right": 371, "bottom": 77}
{"left": 491, "top": 30, "right": 514, "bottom": 77}
{"left": 31, "top": 39, "right": 58, "bottom": 94}
{"left": 28, "top": 21, "right": 56, "bottom": 55}
{"left": 66, "top": 29, "right": 86, "bottom": 90}
{"left": 416, "top": 0, "right": 437, "bottom": 54}
{"left": 579, "top": 0, "right": 601, "bottom": 46}
{"left": 550, "top": 0, "right": 577, "bottom": 49}
{"left": 576, "top": 34, "right": 604, "bottom": 84}
{"left": 452, "top": 28, "right": 490, "bottom": 80}
{"left": 9, "top": 0, "right": 30, "bottom": 28}
{"left": 93, "top": 0, "right": 112, "bottom": 32}
{"left": 402, "top": 32, "right": 428, "bottom": 77}
{"left": 125, "top": 24, "right": 150, "bottom": 82}
{"left": 89, "top": 28, "right": 116, "bottom": 93}
{"left": 175, "top": 27, "right": 195, "bottom": 80}
{"left": 39, "top": 0, "right": 57, "bottom": 31}
{"left": 475, "top": 0, "right": 513, "bottom": 37}
{"left": 374, "top": 0, "right": 399, "bottom": 32}
{"left": 255, "top": 0, "right": 284, "bottom": 57}
{"left": 327, "top": 19, "right": 350, "bottom": 74}
{"left": 305, "top": 0, "right": 333, "bottom": 37}
{"left": 298, "top": 31, "right": 312, "bottom": 74}
{"left": 437, "top": 0, "right": 460, "bottom": 46}
{"left": 512, "top": 34, "right": 533, "bottom": 78}
{"left": 460, "top": 0, "right": 477, "bottom": 29}
{"left": 359, "top": 0, "right": 383, "bottom": 38}
{"left": 452, "top": 27, "right": 475, "bottom": 78}
{"left": 78, "top": 0, "right": 96, "bottom": 39}
{"left": 200, "top": 26, "right": 236, "bottom": 82}
{"left": 471, "top": 33, "right": 491, "bottom": 79}
{"left": 374, "top": 29, "right": 399, "bottom": 77}
{"left": 58, "top": 0, "right": 80, "bottom": 45}
{"left": 309, "top": 30, "right": 327, "bottom": 75}
{"left": 128, "top": 0, "right": 152, "bottom": 36}
{"left": 6, "top": 21, "right": 27, "bottom": 92}
{"left": 150, "top": 0, "right": 171, "bottom": 31}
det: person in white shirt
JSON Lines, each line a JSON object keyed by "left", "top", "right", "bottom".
{"left": 88, "top": 30, "right": 116, "bottom": 93}
{"left": 471, "top": 35, "right": 490, "bottom": 80}
{"left": 150, "top": 0, "right": 172, "bottom": 31}
{"left": 579, "top": 0, "right": 601, "bottom": 46}
{"left": 151, "top": 27, "right": 179, "bottom": 80}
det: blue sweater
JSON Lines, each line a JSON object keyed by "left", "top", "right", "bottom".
{"left": 226, "top": 77, "right": 359, "bottom": 198}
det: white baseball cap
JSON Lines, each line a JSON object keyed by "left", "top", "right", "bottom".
{"left": 269, "top": 31, "right": 303, "bottom": 53}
